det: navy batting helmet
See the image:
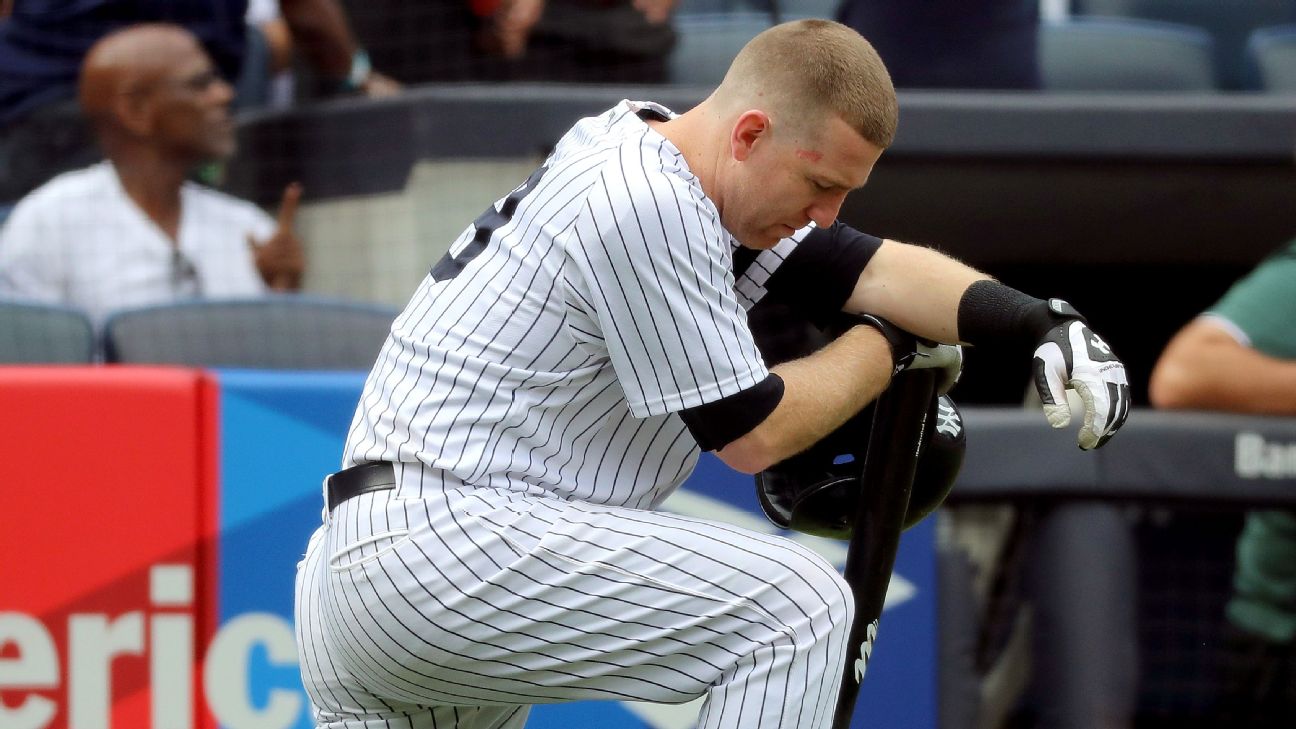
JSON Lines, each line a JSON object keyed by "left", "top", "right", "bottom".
{"left": 755, "top": 392, "right": 965, "bottom": 540}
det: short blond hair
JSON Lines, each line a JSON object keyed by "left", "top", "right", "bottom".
{"left": 717, "top": 19, "right": 898, "bottom": 148}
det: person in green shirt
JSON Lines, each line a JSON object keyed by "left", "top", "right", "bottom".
{"left": 1150, "top": 236, "right": 1296, "bottom": 726}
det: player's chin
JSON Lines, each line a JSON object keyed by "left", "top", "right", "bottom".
{"left": 744, "top": 229, "right": 788, "bottom": 250}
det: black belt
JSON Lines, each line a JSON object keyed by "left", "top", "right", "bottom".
{"left": 327, "top": 462, "right": 396, "bottom": 512}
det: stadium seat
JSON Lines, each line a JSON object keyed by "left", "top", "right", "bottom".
{"left": 1072, "top": 0, "right": 1296, "bottom": 89}
{"left": 102, "top": 295, "right": 399, "bottom": 370}
{"left": 669, "top": 12, "right": 774, "bottom": 86}
{"left": 1039, "top": 17, "right": 1218, "bottom": 91}
{"left": 1247, "top": 24, "right": 1296, "bottom": 92}
{"left": 0, "top": 299, "right": 96, "bottom": 364}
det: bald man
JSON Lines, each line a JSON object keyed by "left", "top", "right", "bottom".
{"left": 294, "top": 19, "right": 1129, "bottom": 729}
{"left": 0, "top": 0, "right": 399, "bottom": 201}
{"left": 0, "top": 23, "right": 304, "bottom": 327}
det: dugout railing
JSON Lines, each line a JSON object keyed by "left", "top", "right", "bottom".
{"left": 938, "top": 407, "right": 1296, "bottom": 728}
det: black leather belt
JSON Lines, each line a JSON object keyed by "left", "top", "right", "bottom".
{"left": 327, "top": 462, "right": 396, "bottom": 512}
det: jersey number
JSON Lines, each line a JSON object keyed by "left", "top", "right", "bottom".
{"left": 431, "top": 165, "right": 549, "bottom": 281}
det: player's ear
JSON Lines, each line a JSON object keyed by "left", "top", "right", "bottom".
{"left": 730, "top": 110, "right": 771, "bottom": 162}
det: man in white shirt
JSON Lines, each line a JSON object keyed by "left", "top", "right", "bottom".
{"left": 0, "top": 23, "right": 305, "bottom": 326}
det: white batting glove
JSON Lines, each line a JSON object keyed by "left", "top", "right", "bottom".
{"left": 909, "top": 340, "right": 963, "bottom": 396}
{"left": 1032, "top": 303, "right": 1130, "bottom": 449}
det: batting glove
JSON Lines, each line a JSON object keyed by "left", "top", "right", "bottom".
{"left": 855, "top": 313, "right": 963, "bottom": 396}
{"left": 1031, "top": 300, "right": 1130, "bottom": 449}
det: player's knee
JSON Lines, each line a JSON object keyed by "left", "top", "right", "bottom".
{"left": 780, "top": 544, "right": 855, "bottom": 634}
{"left": 824, "top": 569, "right": 855, "bottom": 632}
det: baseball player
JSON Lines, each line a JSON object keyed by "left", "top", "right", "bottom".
{"left": 294, "top": 19, "right": 1130, "bottom": 729}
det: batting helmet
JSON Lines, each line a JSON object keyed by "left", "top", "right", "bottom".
{"left": 755, "top": 392, "right": 966, "bottom": 540}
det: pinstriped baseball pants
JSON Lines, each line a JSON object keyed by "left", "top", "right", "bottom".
{"left": 294, "top": 475, "right": 855, "bottom": 729}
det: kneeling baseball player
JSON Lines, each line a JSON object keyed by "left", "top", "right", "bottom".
{"left": 294, "top": 18, "right": 1129, "bottom": 729}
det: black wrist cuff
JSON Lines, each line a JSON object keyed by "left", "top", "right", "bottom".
{"left": 957, "top": 280, "right": 1083, "bottom": 348}
{"left": 847, "top": 313, "right": 914, "bottom": 373}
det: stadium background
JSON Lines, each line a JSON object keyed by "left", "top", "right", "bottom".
{"left": 3, "top": 1, "right": 1296, "bottom": 728}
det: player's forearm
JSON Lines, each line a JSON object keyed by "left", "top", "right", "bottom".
{"left": 1151, "top": 320, "right": 1296, "bottom": 415}
{"left": 715, "top": 325, "right": 892, "bottom": 473}
{"left": 845, "top": 239, "right": 990, "bottom": 343}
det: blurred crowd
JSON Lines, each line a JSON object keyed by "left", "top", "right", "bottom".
{"left": 4, "top": 0, "right": 1292, "bottom": 217}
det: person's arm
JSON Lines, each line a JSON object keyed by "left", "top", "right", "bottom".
{"left": 847, "top": 237, "right": 1130, "bottom": 449}
{"left": 1150, "top": 317, "right": 1296, "bottom": 415}
{"left": 700, "top": 227, "right": 949, "bottom": 474}
{"left": 844, "top": 238, "right": 989, "bottom": 343}
{"left": 712, "top": 323, "right": 894, "bottom": 473}
{"left": 276, "top": 0, "right": 401, "bottom": 96}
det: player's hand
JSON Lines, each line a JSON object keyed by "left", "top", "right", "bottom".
{"left": 855, "top": 313, "right": 963, "bottom": 396}
{"left": 249, "top": 182, "right": 306, "bottom": 291}
{"left": 1032, "top": 303, "right": 1130, "bottom": 449}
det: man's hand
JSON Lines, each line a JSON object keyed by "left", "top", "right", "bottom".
{"left": 1033, "top": 308, "right": 1130, "bottom": 449}
{"left": 249, "top": 183, "right": 307, "bottom": 291}
{"left": 906, "top": 339, "right": 963, "bottom": 396}
{"left": 854, "top": 314, "right": 963, "bottom": 396}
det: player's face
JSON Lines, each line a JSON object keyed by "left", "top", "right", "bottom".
{"left": 727, "top": 113, "right": 883, "bottom": 249}
{"left": 148, "top": 40, "right": 237, "bottom": 163}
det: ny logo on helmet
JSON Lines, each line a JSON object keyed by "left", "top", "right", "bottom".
{"left": 935, "top": 400, "right": 961, "bottom": 438}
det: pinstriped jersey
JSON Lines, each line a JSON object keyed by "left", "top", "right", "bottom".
{"left": 342, "top": 100, "right": 874, "bottom": 509}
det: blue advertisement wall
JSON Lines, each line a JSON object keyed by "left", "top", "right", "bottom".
{"left": 214, "top": 370, "right": 935, "bottom": 729}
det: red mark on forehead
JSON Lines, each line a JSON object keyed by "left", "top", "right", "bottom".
{"left": 795, "top": 148, "right": 823, "bottom": 163}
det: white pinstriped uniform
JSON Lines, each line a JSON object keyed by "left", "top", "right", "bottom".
{"left": 294, "top": 101, "right": 855, "bottom": 729}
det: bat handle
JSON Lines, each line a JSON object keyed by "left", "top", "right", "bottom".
{"left": 832, "top": 368, "right": 937, "bottom": 729}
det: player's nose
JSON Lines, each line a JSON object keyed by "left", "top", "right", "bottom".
{"left": 806, "top": 196, "right": 845, "bottom": 228}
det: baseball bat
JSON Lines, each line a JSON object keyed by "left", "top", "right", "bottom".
{"left": 831, "top": 367, "right": 937, "bottom": 729}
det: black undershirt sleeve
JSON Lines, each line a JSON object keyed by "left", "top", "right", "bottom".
{"left": 764, "top": 222, "right": 882, "bottom": 327}
{"left": 678, "top": 373, "right": 785, "bottom": 452}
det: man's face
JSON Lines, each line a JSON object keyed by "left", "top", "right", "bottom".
{"left": 146, "top": 40, "right": 236, "bottom": 163}
{"left": 723, "top": 112, "right": 883, "bottom": 250}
